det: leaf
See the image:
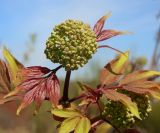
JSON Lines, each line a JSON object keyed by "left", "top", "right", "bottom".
{"left": 124, "top": 81, "right": 160, "bottom": 90}
{"left": 0, "top": 60, "right": 22, "bottom": 105}
{"left": 3, "top": 47, "right": 24, "bottom": 85}
{"left": 77, "top": 82, "right": 86, "bottom": 91}
{"left": 102, "top": 89, "right": 140, "bottom": 119}
{"left": 52, "top": 108, "right": 82, "bottom": 118}
{"left": 59, "top": 117, "right": 81, "bottom": 133}
{"left": 123, "top": 86, "right": 160, "bottom": 100}
{"left": 0, "top": 95, "right": 22, "bottom": 105}
{"left": 15, "top": 72, "right": 60, "bottom": 115}
{"left": 20, "top": 66, "right": 50, "bottom": 80}
{"left": 46, "top": 74, "right": 60, "bottom": 106}
{"left": 93, "top": 12, "right": 111, "bottom": 36}
{"left": 96, "top": 30, "right": 129, "bottom": 42}
{"left": 3, "top": 66, "right": 60, "bottom": 115}
{"left": 100, "top": 51, "right": 129, "bottom": 85}
{"left": 74, "top": 117, "right": 91, "bottom": 133}
{"left": 120, "top": 70, "right": 160, "bottom": 85}
{"left": 0, "top": 60, "right": 11, "bottom": 92}
{"left": 95, "top": 123, "right": 112, "bottom": 133}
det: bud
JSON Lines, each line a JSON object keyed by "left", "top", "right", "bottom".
{"left": 102, "top": 91, "right": 151, "bottom": 129}
{"left": 129, "top": 93, "right": 151, "bottom": 120}
{"left": 102, "top": 100, "right": 135, "bottom": 128}
{"left": 45, "top": 20, "right": 97, "bottom": 70}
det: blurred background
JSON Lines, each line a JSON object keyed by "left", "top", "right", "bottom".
{"left": 0, "top": 0, "right": 160, "bottom": 133}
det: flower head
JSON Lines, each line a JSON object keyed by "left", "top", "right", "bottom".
{"left": 45, "top": 20, "right": 97, "bottom": 70}
{"left": 45, "top": 13, "right": 127, "bottom": 71}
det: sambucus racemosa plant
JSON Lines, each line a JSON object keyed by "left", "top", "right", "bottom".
{"left": 0, "top": 13, "right": 160, "bottom": 133}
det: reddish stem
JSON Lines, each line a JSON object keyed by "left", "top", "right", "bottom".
{"left": 68, "top": 94, "right": 85, "bottom": 103}
{"left": 98, "top": 45, "right": 124, "bottom": 55}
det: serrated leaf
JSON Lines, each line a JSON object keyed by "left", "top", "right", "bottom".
{"left": 20, "top": 66, "right": 50, "bottom": 80}
{"left": 52, "top": 108, "right": 82, "bottom": 118}
{"left": 3, "top": 47, "right": 24, "bottom": 86}
{"left": 102, "top": 89, "right": 140, "bottom": 119}
{"left": 74, "top": 117, "right": 91, "bottom": 133}
{"left": 15, "top": 71, "right": 60, "bottom": 115}
{"left": 120, "top": 70, "right": 160, "bottom": 85}
{"left": 100, "top": 51, "right": 129, "bottom": 85}
{"left": 59, "top": 117, "right": 80, "bottom": 133}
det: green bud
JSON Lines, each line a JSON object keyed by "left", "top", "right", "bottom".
{"left": 45, "top": 19, "right": 97, "bottom": 70}
{"left": 102, "top": 91, "right": 152, "bottom": 129}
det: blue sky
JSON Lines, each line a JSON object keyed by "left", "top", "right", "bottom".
{"left": 0, "top": 0, "right": 160, "bottom": 79}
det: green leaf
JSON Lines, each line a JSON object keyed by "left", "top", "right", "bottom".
{"left": 52, "top": 108, "right": 82, "bottom": 118}
{"left": 59, "top": 117, "right": 80, "bottom": 133}
{"left": 95, "top": 123, "right": 112, "bottom": 133}
{"left": 3, "top": 47, "right": 24, "bottom": 86}
{"left": 74, "top": 117, "right": 91, "bottom": 133}
{"left": 102, "top": 89, "right": 141, "bottom": 119}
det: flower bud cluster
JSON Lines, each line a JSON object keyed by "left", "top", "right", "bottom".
{"left": 102, "top": 100, "right": 135, "bottom": 128}
{"left": 45, "top": 20, "right": 97, "bottom": 70}
{"left": 102, "top": 92, "right": 151, "bottom": 129}
{"left": 129, "top": 93, "right": 151, "bottom": 120}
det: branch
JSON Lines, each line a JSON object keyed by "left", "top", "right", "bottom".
{"left": 61, "top": 70, "right": 71, "bottom": 103}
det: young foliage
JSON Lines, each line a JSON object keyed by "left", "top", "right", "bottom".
{"left": 52, "top": 108, "right": 91, "bottom": 133}
{"left": 0, "top": 13, "right": 160, "bottom": 133}
{"left": 0, "top": 47, "right": 24, "bottom": 104}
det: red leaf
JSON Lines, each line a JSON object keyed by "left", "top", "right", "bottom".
{"left": 93, "top": 13, "right": 111, "bottom": 36}
{"left": 0, "top": 60, "right": 11, "bottom": 92}
{"left": 46, "top": 74, "right": 60, "bottom": 106}
{"left": 20, "top": 66, "right": 50, "bottom": 80}
{"left": 78, "top": 83, "right": 99, "bottom": 105}
{"left": 5, "top": 66, "right": 61, "bottom": 115}
{"left": 96, "top": 30, "right": 128, "bottom": 42}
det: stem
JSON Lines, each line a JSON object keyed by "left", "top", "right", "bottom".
{"left": 98, "top": 45, "right": 124, "bottom": 55}
{"left": 52, "top": 65, "right": 63, "bottom": 73}
{"left": 91, "top": 120, "right": 104, "bottom": 128}
{"left": 61, "top": 71, "right": 71, "bottom": 102}
{"left": 68, "top": 94, "right": 85, "bottom": 103}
